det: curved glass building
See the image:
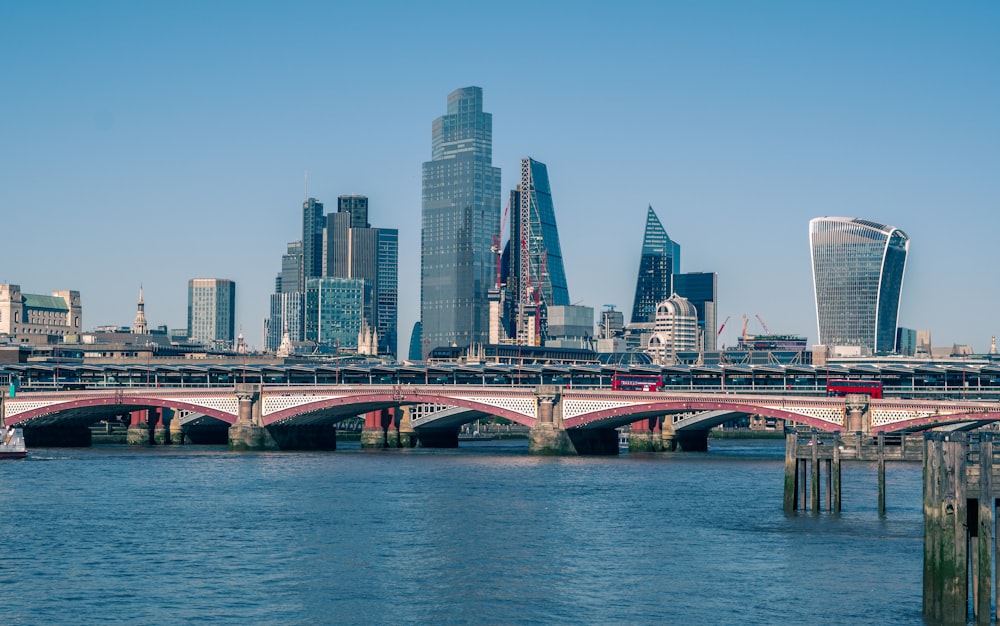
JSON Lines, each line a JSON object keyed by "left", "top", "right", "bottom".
{"left": 809, "top": 217, "right": 910, "bottom": 353}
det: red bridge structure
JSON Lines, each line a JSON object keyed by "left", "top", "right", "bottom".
{"left": 4, "top": 384, "right": 1000, "bottom": 454}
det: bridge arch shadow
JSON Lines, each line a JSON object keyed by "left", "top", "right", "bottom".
{"left": 263, "top": 392, "right": 536, "bottom": 429}
{"left": 565, "top": 400, "right": 843, "bottom": 432}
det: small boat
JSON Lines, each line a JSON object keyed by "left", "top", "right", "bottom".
{"left": 0, "top": 426, "right": 27, "bottom": 459}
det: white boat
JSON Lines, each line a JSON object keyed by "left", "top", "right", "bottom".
{"left": 0, "top": 426, "right": 26, "bottom": 459}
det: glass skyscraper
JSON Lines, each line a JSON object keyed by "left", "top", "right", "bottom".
{"left": 630, "top": 206, "right": 681, "bottom": 324}
{"left": 809, "top": 217, "right": 910, "bottom": 353}
{"left": 302, "top": 197, "right": 325, "bottom": 285}
{"left": 672, "top": 271, "right": 718, "bottom": 352}
{"left": 506, "top": 157, "right": 570, "bottom": 310}
{"left": 187, "top": 278, "right": 236, "bottom": 349}
{"left": 420, "top": 86, "right": 501, "bottom": 357}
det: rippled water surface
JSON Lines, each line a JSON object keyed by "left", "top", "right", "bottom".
{"left": 0, "top": 440, "right": 924, "bottom": 624}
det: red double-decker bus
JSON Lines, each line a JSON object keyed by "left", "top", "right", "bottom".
{"left": 612, "top": 374, "right": 663, "bottom": 391}
{"left": 826, "top": 379, "right": 883, "bottom": 399}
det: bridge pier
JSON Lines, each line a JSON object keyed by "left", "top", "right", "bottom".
{"left": 628, "top": 416, "right": 661, "bottom": 452}
{"left": 228, "top": 385, "right": 275, "bottom": 451}
{"left": 397, "top": 406, "right": 415, "bottom": 448}
{"left": 361, "top": 409, "right": 391, "bottom": 448}
{"left": 126, "top": 410, "right": 151, "bottom": 446}
{"left": 528, "top": 386, "right": 575, "bottom": 455}
{"left": 169, "top": 408, "right": 184, "bottom": 444}
{"left": 151, "top": 408, "right": 168, "bottom": 445}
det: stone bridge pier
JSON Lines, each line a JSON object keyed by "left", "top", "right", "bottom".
{"left": 529, "top": 386, "right": 619, "bottom": 455}
{"left": 229, "top": 385, "right": 339, "bottom": 451}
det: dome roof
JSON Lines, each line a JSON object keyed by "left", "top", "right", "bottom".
{"left": 655, "top": 294, "right": 697, "bottom": 318}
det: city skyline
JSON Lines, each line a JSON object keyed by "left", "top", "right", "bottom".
{"left": 2, "top": 3, "right": 998, "bottom": 352}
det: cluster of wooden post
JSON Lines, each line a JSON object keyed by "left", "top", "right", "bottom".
{"left": 783, "top": 431, "right": 841, "bottom": 514}
{"left": 783, "top": 429, "right": 893, "bottom": 516}
{"left": 923, "top": 432, "right": 997, "bottom": 624}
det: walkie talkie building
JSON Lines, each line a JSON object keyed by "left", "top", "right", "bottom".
{"left": 809, "top": 217, "right": 909, "bottom": 353}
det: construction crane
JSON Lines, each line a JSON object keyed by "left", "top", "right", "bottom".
{"left": 717, "top": 315, "right": 731, "bottom": 336}
{"left": 741, "top": 314, "right": 749, "bottom": 340}
{"left": 755, "top": 314, "right": 771, "bottom": 335}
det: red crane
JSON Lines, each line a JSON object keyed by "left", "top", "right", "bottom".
{"left": 755, "top": 314, "right": 771, "bottom": 335}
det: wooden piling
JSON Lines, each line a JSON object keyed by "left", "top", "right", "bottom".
{"left": 800, "top": 457, "right": 808, "bottom": 511}
{"left": 811, "top": 433, "right": 820, "bottom": 512}
{"left": 825, "top": 458, "right": 832, "bottom": 512}
{"left": 877, "top": 431, "right": 886, "bottom": 517}
{"left": 924, "top": 435, "right": 942, "bottom": 621}
{"left": 923, "top": 433, "right": 971, "bottom": 623}
{"left": 833, "top": 440, "right": 841, "bottom": 513}
{"left": 783, "top": 432, "right": 798, "bottom": 514}
{"left": 977, "top": 435, "right": 993, "bottom": 624}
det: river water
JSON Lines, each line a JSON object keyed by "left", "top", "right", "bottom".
{"left": 0, "top": 439, "right": 925, "bottom": 624}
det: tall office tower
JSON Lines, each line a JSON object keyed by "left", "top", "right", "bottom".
{"left": 305, "top": 277, "right": 372, "bottom": 349}
{"left": 322, "top": 195, "right": 398, "bottom": 356}
{"left": 302, "top": 197, "right": 325, "bottom": 286}
{"left": 420, "top": 86, "right": 501, "bottom": 357}
{"left": 266, "top": 240, "right": 305, "bottom": 351}
{"left": 506, "top": 157, "right": 570, "bottom": 312}
{"left": 809, "top": 217, "right": 909, "bottom": 353}
{"left": 631, "top": 206, "right": 681, "bottom": 323}
{"left": 187, "top": 278, "right": 236, "bottom": 349}
{"left": 672, "top": 272, "right": 718, "bottom": 351}
{"left": 338, "top": 195, "right": 369, "bottom": 228}
{"left": 268, "top": 291, "right": 304, "bottom": 352}
{"left": 280, "top": 240, "right": 304, "bottom": 294}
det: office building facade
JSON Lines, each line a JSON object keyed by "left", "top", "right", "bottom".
{"left": 646, "top": 294, "right": 699, "bottom": 365}
{"left": 187, "top": 278, "right": 236, "bottom": 349}
{"left": 809, "top": 217, "right": 909, "bottom": 353}
{"left": 305, "top": 277, "right": 372, "bottom": 350}
{"left": 631, "top": 206, "right": 681, "bottom": 323}
{"left": 0, "top": 284, "right": 82, "bottom": 345}
{"left": 420, "top": 86, "right": 501, "bottom": 357}
{"left": 672, "top": 272, "right": 718, "bottom": 351}
{"left": 506, "top": 157, "right": 570, "bottom": 310}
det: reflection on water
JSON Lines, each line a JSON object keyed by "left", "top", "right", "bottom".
{"left": 0, "top": 439, "right": 924, "bottom": 624}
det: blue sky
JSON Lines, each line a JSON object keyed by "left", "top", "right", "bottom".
{"left": 2, "top": 1, "right": 998, "bottom": 353}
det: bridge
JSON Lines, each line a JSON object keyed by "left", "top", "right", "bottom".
{"left": 6, "top": 383, "right": 1000, "bottom": 454}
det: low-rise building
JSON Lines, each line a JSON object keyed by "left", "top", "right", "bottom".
{"left": 0, "top": 284, "right": 82, "bottom": 345}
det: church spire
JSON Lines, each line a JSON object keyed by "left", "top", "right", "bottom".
{"left": 132, "top": 285, "right": 148, "bottom": 335}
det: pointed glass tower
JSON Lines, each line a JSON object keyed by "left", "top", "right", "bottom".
{"left": 507, "top": 157, "right": 570, "bottom": 309}
{"left": 630, "top": 207, "right": 681, "bottom": 323}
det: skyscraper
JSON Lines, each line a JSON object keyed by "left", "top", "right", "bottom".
{"left": 809, "top": 217, "right": 910, "bottom": 353}
{"left": 187, "top": 278, "right": 236, "bottom": 349}
{"left": 305, "top": 277, "right": 372, "bottom": 349}
{"left": 507, "top": 157, "right": 570, "bottom": 310}
{"left": 323, "top": 195, "right": 398, "bottom": 356}
{"left": 302, "top": 197, "right": 325, "bottom": 286}
{"left": 672, "top": 272, "right": 718, "bottom": 351}
{"left": 420, "top": 86, "right": 501, "bottom": 357}
{"left": 630, "top": 206, "right": 681, "bottom": 323}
